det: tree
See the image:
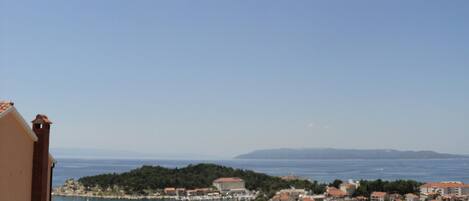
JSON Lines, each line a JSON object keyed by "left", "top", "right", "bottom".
{"left": 329, "top": 179, "right": 343, "bottom": 188}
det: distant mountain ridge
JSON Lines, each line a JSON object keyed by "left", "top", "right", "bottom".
{"left": 235, "top": 148, "right": 469, "bottom": 160}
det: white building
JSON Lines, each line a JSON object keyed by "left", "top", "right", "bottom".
{"left": 212, "top": 177, "right": 246, "bottom": 193}
{"left": 339, "top": 183, "right": 358, "bottom": 196}
{"left": 404, "top": 193, "right": 419, "bottom": 201}
{"left": 278, "top": 188, "right": 307, "bottom": 197}
{"left": 370, "top": 192, "right": 387, "bottom": 201}
{"left": 420, "top": 182, "right": 469, "bottom": 196}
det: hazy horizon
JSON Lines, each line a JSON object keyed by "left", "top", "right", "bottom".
{"left": 49, "top": 147, "right": 469, "bottom": 160}
{"left": 2, "top": 0, "right": 469, "bottom": 157}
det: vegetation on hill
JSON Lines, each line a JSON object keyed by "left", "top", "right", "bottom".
{"left": 78, "top": 163, "right": 326, "bottom": 197}
{"left": 353, "top": 179, "right": 423, "bottom": 197}
{"left": 77, "top": 163, "right": 422, "bottom": 199}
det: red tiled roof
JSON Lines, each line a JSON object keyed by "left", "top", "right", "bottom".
{"left": 327, "top": 187, "right": 347, "bottom": 197}
{"left": 0, "top": 101, "right": 13, "bottom": 114}
{"left": 371, "top": 192, "right": 387, "bottom": 197}
{"left": 213, "top": 177, "right": 244, "bottom": 183}
{"left": 420, "top": 182, "right": 466, "bottom": 188}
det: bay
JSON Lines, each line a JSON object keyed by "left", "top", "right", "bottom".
{"left": 52, "top": 158, "right": 469, "bottom": 201}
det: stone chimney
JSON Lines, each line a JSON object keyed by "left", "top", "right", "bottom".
{"left": 31, "top": 114, "right": 52, "bottom": 201}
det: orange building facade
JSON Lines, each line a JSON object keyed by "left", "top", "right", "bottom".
{"left": 0, "top": 101, "right": 55, "bottom": 201}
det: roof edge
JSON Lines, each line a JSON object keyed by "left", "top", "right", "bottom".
{"left": 7, "top": 106, "right": 38, "bottom": 142}
{"left": 0, "top": 103, "right": 14, "bottom": 119}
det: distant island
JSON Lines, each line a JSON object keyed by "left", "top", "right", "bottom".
{"left": 235, "top": 148, "right": 469, "bottom": 160}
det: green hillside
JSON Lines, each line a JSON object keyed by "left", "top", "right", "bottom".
{"left": 78, "top": 163, "right": 326, "bottom": 197}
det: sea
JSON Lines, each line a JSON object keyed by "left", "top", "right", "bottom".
{"left": 52, "top": 158, "right": 469, "bottom": 201}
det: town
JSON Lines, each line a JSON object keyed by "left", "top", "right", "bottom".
{"left": 54, "top": 176, "right": 469, "bottom": 201}
{"left": 54, "top": 177, "right": 257, "bottom": 200}
{"left": 272, "top": 180, "right": 469, "bottom": 201}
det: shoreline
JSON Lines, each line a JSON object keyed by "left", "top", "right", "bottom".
{"left": 53, "top": 193, "right": 248, "bottom": 200}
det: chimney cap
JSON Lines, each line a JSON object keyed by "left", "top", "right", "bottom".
{"left": 32, "top": 114, "right": 52, "bottom": 124}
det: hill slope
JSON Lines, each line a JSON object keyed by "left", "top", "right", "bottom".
{"left": 235, "top": 148, "right": 468, "bottom": 160}
{"left": 78, "top": 163, "right": 325, "bottom": 195}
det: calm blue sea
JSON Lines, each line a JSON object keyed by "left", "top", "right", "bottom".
{"left": 52, "top": 158, "right": 469, "bottom": 201}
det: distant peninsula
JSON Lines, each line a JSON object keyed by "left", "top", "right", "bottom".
{"left": 54, "top": 163, "right": 325, "bottom": 200}
{"left": 235, "top": 148, "right": 469, "bottom": 160}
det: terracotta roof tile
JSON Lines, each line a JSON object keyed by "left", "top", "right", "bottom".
{"left": 327, "top": 187, "right": 348, "bottom": 197}
{"left": 420, "top": 182, "right": 466, "bottom": 188}
{"left": 371, "top": 192, "right": 387, "bottom": 197}
{"left": 0, "top": 101, "right": 13, "bottom": 114}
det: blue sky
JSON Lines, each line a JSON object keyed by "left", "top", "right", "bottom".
{"left": 1, "top": 0, "right": 469, "bottom": 158}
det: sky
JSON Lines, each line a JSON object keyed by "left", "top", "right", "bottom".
{"left": 1, "top": 0, "right": 469, "bottom": 158}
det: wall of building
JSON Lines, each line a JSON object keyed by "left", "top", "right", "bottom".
{"left": 46, "top": 155, "right": 53, "bottom": 201}
{"left": 462, "top": 187, "right": 469, "bottom": 195}
{"left": 419, "top": 187, "right": 428, "bottom": 195}
{"left": 0, "top": 112, "right": 34, "bottom": 201}
{"left": 214, "top": 182, "right": 245, "bottom": 192}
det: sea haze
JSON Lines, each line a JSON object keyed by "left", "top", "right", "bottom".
{"left": 50, "top": 148, "right": 222, "bottom": 160}
{"left": 236, "top": 148, "right": 469, "bottom": 160}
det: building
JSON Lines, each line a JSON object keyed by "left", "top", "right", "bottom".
{"left": 176, "top": 188, "right": 186, "bottom": 196}
{"left": 272, "top": 192, "right": 297, "bottom": 201}
{"left": 279, "top": 189, "right": 307, "bottom": 197}
{"left": 195, "top": 188, "right": 213, "bottom": 196}
{"left": 420, "top": 182, "right": 469, "bottom": 196}
{"left": 164, "top": 187, "right": 177, "bottom": 195}
{"left": 213, "top": 177, "right": 246, "bottom": 193}
{"left": 354, "top": 196, "right": 368, "bottom": 201}
{"left": 326, "top": 187, "right": 348, "bottom": 199}
{"left": 186, "top": 190, "right": 197, "bottom": 196}
{"left": 311, "top": 195, "right": 327, "bottom": 201}
{"left": 303, "top": 195, "right": 327, "bottom": 201}
{"left": 404, "top": 193, "right": 419, "bottom": 201}
{"left": 340, "top": 183, "right": 358, "bottom": 196}
{"left": 0, "top": 101, "right": 55, "bottom": 201}
{"left": 370, "top": 192, "right": 388, "bottom": 201}
{"left": 389, "top": 193, "right": 402, "bottom": 201}
{"left": 272, "top": 189, "right": 307, "bottom": 201}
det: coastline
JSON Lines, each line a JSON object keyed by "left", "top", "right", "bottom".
{"left": 53, "top": 193, "right": 248, "bottom": 200}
